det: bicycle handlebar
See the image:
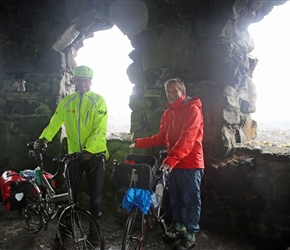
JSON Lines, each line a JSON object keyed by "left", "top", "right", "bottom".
{"left": 52, "top": 152, "right": 82, "bottom": 164}
{"left": 27, "top": 141, "right": 83, "bottom": 180}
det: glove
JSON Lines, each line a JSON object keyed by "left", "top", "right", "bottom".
{"left": 34, "top": 138, "right": 47, "bottom": 152}
{"left": 81, "top": 150, "right": 93, "bottom": 161}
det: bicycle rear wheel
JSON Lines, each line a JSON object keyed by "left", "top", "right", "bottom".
{"left": 122, "top": 206, "right": 146, "bottom": 250}
{"left": 58, "top": 206, "right": 104, "bottom": 250}
{"left": 22, "top": 182, "right": 43, "bottom": 234}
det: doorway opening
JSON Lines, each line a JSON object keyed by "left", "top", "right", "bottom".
{"left": 75, "top": 25, "right": 133, "bottom": 134}
{"left": 248, "top": 1, "right": 290, "bottom": 147}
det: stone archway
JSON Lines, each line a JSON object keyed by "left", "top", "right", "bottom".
{"left": 51, "top": 0, "right": 259, "bottom": 161}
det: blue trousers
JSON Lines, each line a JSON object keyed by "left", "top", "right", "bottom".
{"left": 168, "top": 168, "right": 204, "bottom": 234}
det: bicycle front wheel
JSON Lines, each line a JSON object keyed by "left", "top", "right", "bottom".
{"left": 22, "top": 181, "right": 43, "bottom": 234}
{"left": 122, "top": 206, "right": 146, "bottom": 250}
{"left": 58, "top": 206, "right": 104, "bottom": 250}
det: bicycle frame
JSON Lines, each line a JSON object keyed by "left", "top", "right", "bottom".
{"left": 24, "top": 142, "right": 105, "bottom": 250}
{"left": 23, "top": 144, "right": 70, "bottom": 232}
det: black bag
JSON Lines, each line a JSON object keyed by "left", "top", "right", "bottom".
{"left": 115, "top": 154, "right": 157, "bottom": 191}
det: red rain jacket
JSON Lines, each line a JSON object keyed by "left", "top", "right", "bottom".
{"left": 135, "top": 94, "right": 204, "bottom": 169}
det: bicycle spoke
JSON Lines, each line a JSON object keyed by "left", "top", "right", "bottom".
{"left": 22, "top": 182, "right": 43, "bottom": 234}
{"left": 58, "top": 207, "right": 104, "bottom": 250}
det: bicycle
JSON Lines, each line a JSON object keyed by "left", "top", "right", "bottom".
{"left": 21, "top": 141, "right": 104, "bottom": 250}
{"left": 112, "top": 150, "right": 174, "bottom": 250}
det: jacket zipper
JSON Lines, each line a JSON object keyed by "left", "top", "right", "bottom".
{"left": 78, "top": 94, "right": 83, "bottom": 152}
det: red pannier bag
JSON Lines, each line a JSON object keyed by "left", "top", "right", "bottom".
{"left": 0, "top": 170, "right": 29, "bottom": 211}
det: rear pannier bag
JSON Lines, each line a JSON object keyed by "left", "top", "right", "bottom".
{"left": 0, "top": 170, "right": 29, "bottom": 211}
{"left": 115, "top": 154, "right": 157, "bottom": 191}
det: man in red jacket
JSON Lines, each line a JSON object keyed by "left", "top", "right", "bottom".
{"left": 129, "top": 77, "right": 204, "bottom": 250}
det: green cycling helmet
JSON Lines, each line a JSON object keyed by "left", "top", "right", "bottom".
{"left": 73, "top": 65, "right": 94, "bottom": 78}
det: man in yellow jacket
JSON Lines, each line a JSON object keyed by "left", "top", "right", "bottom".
{"left": 34, "top": 65, "right": 108, "bottom": 220}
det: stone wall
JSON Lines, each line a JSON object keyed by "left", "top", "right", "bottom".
{"left": 0, "top": 0, "right": 289, "bottom": 248}
{"left": 202, "top": 148, "right": 290, "bottom": 248}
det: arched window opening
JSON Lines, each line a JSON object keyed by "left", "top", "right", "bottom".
{"left": 75, "top": 25, "right": 133, "bottom": 135}
{"left": 248, "top": 1, "right": 290, "bottom": 148}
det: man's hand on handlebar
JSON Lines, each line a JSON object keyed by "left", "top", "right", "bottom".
{"left": 33, "top": 139, "right": 47, "bottom": 152}
{"left": 160, "top": 162, "right": 173, "bottom": 172}
{"left": 129, "top": 143, "right": 135, "bottom": 148}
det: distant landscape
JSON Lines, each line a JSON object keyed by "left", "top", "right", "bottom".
{"left": 107, "top": 112, "right": 131, "bottom": 134}
{"left": 255, "top": 119, "right": 290, "bottom": 144}
{"left": 107, "top": 113, "right": 290, "bottom": 152}
{"left": 106, "top": 113, "right": 290, "bottom": 146}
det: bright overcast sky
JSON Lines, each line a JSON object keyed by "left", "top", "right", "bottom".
{"left": 75, "top": 25, "right": 133, "bottom": 116}
{"left": 75, "top": 26, "right": 133, "bottom": 132}
{"left": 248, "top": 1, "right": 290, "bottom": 125}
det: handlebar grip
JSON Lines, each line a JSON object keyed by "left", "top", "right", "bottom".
{"left": 27, "top": 141, "right": 35, "bottom": 150}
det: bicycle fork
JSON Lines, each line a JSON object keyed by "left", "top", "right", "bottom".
{"left": 150, "top": 205, "right": 169, "bottom": 235}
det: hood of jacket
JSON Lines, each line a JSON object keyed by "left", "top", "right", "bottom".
{"left": 167, "top": 94, "right": 202, "bottom": 111}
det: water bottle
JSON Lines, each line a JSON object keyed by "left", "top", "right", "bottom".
{"left": 34, "top": 166, "right": 41, "bottom": 186}
{"left": 20, "top": 169, "right": 36, "bottom": 179}
{"left": 152, "top": 193, "right": 158, "bottom": 208}
{"left": 155, "top": 181, "right": 164, "bottom": 206}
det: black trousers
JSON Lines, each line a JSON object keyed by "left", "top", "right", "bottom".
{"left": 68, "top": 153, "right": 105, "bottom": 220}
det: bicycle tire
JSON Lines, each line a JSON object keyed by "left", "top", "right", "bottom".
{"left": 22, "top": 181, "right": 43, "bottom": 234}
{"left": 58, "top": 206, "right": 104, "bottom": 250}
{"left": 122, "top": 206, "right": 146, "bottom": 250}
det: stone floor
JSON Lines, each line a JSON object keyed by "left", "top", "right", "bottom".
{"left": 0, "top": 205, "right": 284, "bottom": 250}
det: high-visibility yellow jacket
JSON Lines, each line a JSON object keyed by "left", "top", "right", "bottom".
{"left": 40, "top": 90, "right": 109, "bottom": 158}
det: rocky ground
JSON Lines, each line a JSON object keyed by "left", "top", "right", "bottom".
{"left": 1, "top": 201, "right": 289, "bottom": 250}
{"left": 0, "top": 205, "right": 263, "bottom": 250}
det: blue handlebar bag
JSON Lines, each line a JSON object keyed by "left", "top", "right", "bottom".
{"left": 122, "top": 187, "right": 152, "bottom": 214}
